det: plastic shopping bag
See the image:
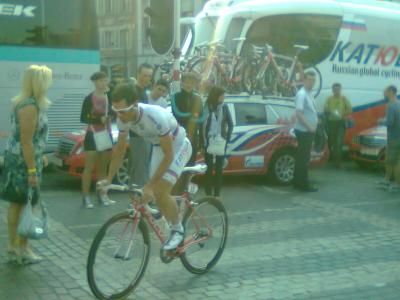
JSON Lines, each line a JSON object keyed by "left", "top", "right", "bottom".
{"left": 17, "top": 189, "right": 48, "bottom": 240}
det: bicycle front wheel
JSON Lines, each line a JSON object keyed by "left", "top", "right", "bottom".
{"left": 180, "top": 197, "right": 228, "bottom": 274}
{"left": 87, "top": 212, "right": 150, "bottom": 300}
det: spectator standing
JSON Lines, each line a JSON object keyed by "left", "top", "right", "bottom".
{"left": 293, "top": 71, "right": 319, "bottom": 192}
{"left": 203, "top": 87, "right": 233, "bottom": 198}
{"left": 324, "top": 83, "right": 352, "bottom": 167}
{"left": 80, "top": 71, "right": 115, "bottom": 208}
{"left": 379, "top": 85, "right": 400, "bottom": 191}
{"left": 1, "top": 65, "right": 52, "bottom": 264}
{"left": 171, "top": 72, "right": 204, "bottom": 166}
{"left": 170, "top": 72, "right": 204, "bottom": 195}
{"left": 128, "top": 63, "right": 153, "bottom": 186}
{"left": 148, "top": 79, "right": 169, "bottom": 108}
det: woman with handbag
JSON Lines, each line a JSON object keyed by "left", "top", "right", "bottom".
{"left": 80, "top": 71, "right": 115, "bottom": 208}
{"left": 1, "top": 65, "right": 52, "bottom": 264}
{"left": 203, "top": 86, "right": 233, "bottom": 198}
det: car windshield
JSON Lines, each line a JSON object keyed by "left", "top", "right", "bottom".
{"left": 193, "top": 16, "right": 218, "bottom": 47}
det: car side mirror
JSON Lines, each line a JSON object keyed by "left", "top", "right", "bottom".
{"left": 378, "top": 118, "right": 386, "bottom": 126}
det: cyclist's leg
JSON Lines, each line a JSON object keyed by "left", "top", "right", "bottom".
{"left": 153, "top": 180, "right": 179, "bottom": 225}
{"left": 150, "top": 138, "right": 192, "bottom": 250}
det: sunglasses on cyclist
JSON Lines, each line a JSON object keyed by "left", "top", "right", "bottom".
{"left": 111, "top": 104, "right": 136, "bottom": 114}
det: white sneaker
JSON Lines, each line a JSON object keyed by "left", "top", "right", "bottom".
{"left": 83, "top": 196, "right": 94, "bottom": 209}
{"left": 162, "top": 230, "right": 184, "bottom": 251}
{"left": 98, "top": 194, "right": 116, "bottom": 206}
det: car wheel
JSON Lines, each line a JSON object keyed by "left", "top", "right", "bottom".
{"left": 269, "top": 149, "right": 296, "bottom": 185}
{"left": 115, "top": 156, "right": 130, "bottom": 185}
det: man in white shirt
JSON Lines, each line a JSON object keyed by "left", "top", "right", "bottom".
{"left": 293, "top": 71, "right": 319, "bottom": 192}
{"left": 99, "top": 83, "right": 192, "bottom": 251}
{"left": 148, "top": 79, "right": 169, "bottom": 108}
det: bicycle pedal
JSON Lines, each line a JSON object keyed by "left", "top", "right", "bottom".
{"left": 113, "top": 253, "right": 124, "bottom": 259}
{"left": 164, "top": 249, "right": 178, "bottom": 257}
{"left": 113, "top": 253, "right": 133, "bottom": 261}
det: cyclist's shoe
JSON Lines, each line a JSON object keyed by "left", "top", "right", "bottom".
{"left": 97, "top": 193, "right": 116, "bottom": 207}
{"left": 162, "top": 230, "right": 184, "bottom": 251}
{"left": 83, "top": 196, "right": 94, "bottom": 209}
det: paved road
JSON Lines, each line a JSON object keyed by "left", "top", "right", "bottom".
{"left": 1, "top": 163, "right": 399, "bottom": 300}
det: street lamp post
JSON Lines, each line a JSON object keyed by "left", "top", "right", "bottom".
{"left": 171, "top": 0, "right": 181, "bottom": 94}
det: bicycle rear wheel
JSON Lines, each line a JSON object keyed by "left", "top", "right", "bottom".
{"left": 87, "top": 212, "right": 150, "bottom": 300}
{"left": 180, "top": 197, "right": 228, "bottom": 274}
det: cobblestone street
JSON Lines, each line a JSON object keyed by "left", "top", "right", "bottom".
{"left": 1, "top": 163, "right": 399, "bottom": 300}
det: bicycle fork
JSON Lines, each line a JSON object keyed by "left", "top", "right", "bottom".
{"left": 113, "top": 213, "right": 140, "bottom": 261}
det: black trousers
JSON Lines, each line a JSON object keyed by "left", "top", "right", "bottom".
{"left": 327, "top": 120, "right": 345, "bottom": 164}
{"left": 204, "top": 153, "right": 224, "bottom": 197}
{"left": 293, "top": 130, "right": 315, "bottom": 188}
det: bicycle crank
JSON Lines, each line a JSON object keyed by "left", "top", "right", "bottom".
{"left": 160, "top": 248, "right": 178, "bottom": 264}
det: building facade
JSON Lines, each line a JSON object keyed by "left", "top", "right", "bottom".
{"left": 96, "top": 0, "right": 208, "bottom": 80}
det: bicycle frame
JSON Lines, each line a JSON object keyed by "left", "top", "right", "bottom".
{"left": 256, "top": 50, "right": 284, "bottom": 83}
{"left": 126, "top": 186, "right": 214, "bottom": 256}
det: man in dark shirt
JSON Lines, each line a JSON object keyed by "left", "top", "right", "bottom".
{"left": 135, "top": 63, "right": 153, "bottom": 102}
{"left": 128, "top": 63, "right": 154, "bottom": 186}
{"left": 171, "top": 72, "right": 204, "bottom": 166}
{"left": 381, "top": 85, "right": 400, "bottom": 191}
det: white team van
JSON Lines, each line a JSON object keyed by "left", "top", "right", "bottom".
{"left": 208, "top": 0, "right": 400, "bottom": 143}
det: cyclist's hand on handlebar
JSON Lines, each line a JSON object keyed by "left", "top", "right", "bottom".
{"left": 142, "top": 184, "right": 154, "bottom": 204}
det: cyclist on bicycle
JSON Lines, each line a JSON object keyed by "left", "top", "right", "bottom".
{"left": 98, "top": 83, "right": 192, "bottom": 251}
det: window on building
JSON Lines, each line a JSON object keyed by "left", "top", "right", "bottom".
{"left": 235, "top": 103, "right": 267, "bottom": 126}
{"left": 105, "top": 0, "right": 111, "bottom": 14}
{"left": 112, "top": 0, "right": 120, "bottom": 14}
{"left": 120, "top": 29, "right": 128, "bottom": 48}
{"left": 0, "top": 0, "right": 98, "bottom": 49}
{"left": 244, "top": 14, "right": 342, "bottom": 66}
{"left": 121, "top": 0, "right": 128, "bottom": 11}
{"left": 105, "top": 31, "right": 113, "bottom": 48}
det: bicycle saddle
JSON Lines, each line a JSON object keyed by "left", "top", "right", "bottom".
{"left": 183, "top": 164, "right": 207, "bottom": 174}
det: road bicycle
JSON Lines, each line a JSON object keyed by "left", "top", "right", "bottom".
{"left": 152, "top": 42, "right": 211, "bottom": 84}
{"left": 188, "top": 39, "right": 246, "bottom": 94}
{"left": 86, "top": 164, "right": 228, "bottom": 300}
{"left": 242, "top": 43, "right": 309, "bottom": 97}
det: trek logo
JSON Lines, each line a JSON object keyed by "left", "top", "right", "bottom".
{"left": 330, "top": 42, "right": 400, "bottom": 67}
{"left": 0, "top": 3, "right": 36, "bottom": 17}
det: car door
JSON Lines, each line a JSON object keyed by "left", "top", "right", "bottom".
{"left": 226, "top": 102, "right": 275, "bottom": 174}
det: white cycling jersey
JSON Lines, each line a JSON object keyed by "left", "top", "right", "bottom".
{"left": 117, "top": 103, "right": 186, "bottom": 145}
{"left": 117, "top": 103, "right": 192, "bottom": 185}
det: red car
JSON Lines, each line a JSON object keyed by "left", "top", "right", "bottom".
{"left": 50, "top": 96, "right": 328, "bottom": 185}
{"left": 349, "top": 125, "right": 386, "bottom": 167}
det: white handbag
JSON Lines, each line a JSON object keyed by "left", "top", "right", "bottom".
{"left": 207, "top": 135, "right": 226, "bottom": 156}
{"left": 91, "top": 95, "right": 112, "bottom": 152}
{"left": 92, "top": 128, "right": 113, "bottom": 151}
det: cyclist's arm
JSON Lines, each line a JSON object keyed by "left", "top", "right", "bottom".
{"left": 106, "top": 131, "right": 128, "bottom": 182}
{"left": 147, "top": 134, "right": 174, "bottom": 187}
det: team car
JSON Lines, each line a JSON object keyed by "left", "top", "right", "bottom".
{"left": 50, "top": 95, "right": 328, "bottom": 185}
{"left": 349, "top": 125, "right": 386, "bottom": 166}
